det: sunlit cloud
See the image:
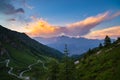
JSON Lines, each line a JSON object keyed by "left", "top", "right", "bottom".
{"left": 25, "top": 18, "right": 62, "bottom": 37}
{"left": 25, "top": 11, "right": 120, "bottom": 38}
{"left": 83, "top": 26, "right": 120, "bottom": 39}
{"left": 67, "top": 11, "right": 109, "bottom": 35}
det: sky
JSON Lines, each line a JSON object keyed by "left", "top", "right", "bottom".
{"left": 0, "top": 0, "right": 120, "bottom": 39}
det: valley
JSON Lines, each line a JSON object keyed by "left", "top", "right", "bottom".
{"left": 0, "top": 0, "right": 120, "bottom": 80}
{"left": 0, "top": 25, "right": 120, "bottom": 80}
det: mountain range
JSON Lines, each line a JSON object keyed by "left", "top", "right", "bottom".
{"left": 34, "top": 36, "right": 103, "bottom": 55}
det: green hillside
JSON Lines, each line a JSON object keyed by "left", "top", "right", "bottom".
{"left": 0, "top": 25, "right": 120, "bottom": 80}
{"left": 76, "top": 38, "right": 120, "bottom": 80}
{"left": 0, "top": 25, "right": 63, "bottom": 59}
{"left": 39, "top": 38, "right": 120, "bottom": 80}
{"left": 0, "top": 25, "right": 63, "bottom": 80}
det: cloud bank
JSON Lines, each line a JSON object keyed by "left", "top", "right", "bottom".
{"left": 66, "top": 11, "right": 109, "bottom": 36}
{"left": 0, "top": 0, "right": 24, "bottom": 15}
{"left": 25, "top": 11, "right": 120, "bottom": 38}
{"left": 84, "top": 26, "right": 120, "bottom": 39}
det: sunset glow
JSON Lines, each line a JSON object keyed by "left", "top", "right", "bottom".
{"left": 0, "top": 0, "right": 120, "bottom": 39}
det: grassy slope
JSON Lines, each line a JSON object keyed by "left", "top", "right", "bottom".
{"left": 0, "top": 25, "right": 61, "bottom": 80}
{"left": 0, "top": 43, "right": 56, "bottom": 80}
{"left": 77, "top": 41, "right": 120, "bottom": 80}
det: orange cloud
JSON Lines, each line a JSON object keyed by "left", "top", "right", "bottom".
{"left": 26, "top": 19, "right": 60, "bottom": 37}
{"left": 66, "top": 11, "right": 109, "bottom": 35}
{"left": 25, "top": 11, "right": 120, "bottom": 38}
{"left": 68, "top": 12, "right": 109, "bottom": 28}
{"left": 84, "top": 26, "right": 120, "bottom": 39}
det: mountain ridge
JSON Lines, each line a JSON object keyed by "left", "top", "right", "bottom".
{"left": 0, "top": 25, "right": 63, "bottom": 59}
{"left": 34, "top": 35, "right": 104, "bottom": 55}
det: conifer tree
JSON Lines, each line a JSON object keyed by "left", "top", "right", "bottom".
{"left": 48, "top": 60, "right": 59, "bottom": 80}
{"left": 59, "top": 44, "right": 76, "bottom": 80}
{"left": 99, "top": 43, "right": 103, "bottom": 49}
{"left": 64, "top": 44, "right": 69, "bottom": 56}
{"left": 87, "top": 48, "right": 93, "bottom": 55}
{"left": 104, "top": 35, "right": 111, "bottom": 46}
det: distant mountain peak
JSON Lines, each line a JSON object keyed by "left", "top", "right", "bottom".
{"left": 34, "top": 35, "right": 103, "bottom": 55}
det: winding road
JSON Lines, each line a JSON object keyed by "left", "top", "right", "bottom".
{"left": 39, "top": 60, "right": 48, "bottom": 70}
{"left": 0, "top": 59, "right": 47, "bottom": 80}
{"left": 19, "top": 60, "right": 40, "bottom": 79}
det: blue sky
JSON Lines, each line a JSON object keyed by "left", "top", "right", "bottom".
{"left": 24, "top": 0, "right": 120, "bottom": 25}
{"left": 0, "top": 0, "right": 120, "bottom": 39}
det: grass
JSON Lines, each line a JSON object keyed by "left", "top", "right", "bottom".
{"left": 77, "top": 42, "right": 120, "bottom": 80}
{"left": 0, "top": 43, "right": 55, "bottom": 80}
